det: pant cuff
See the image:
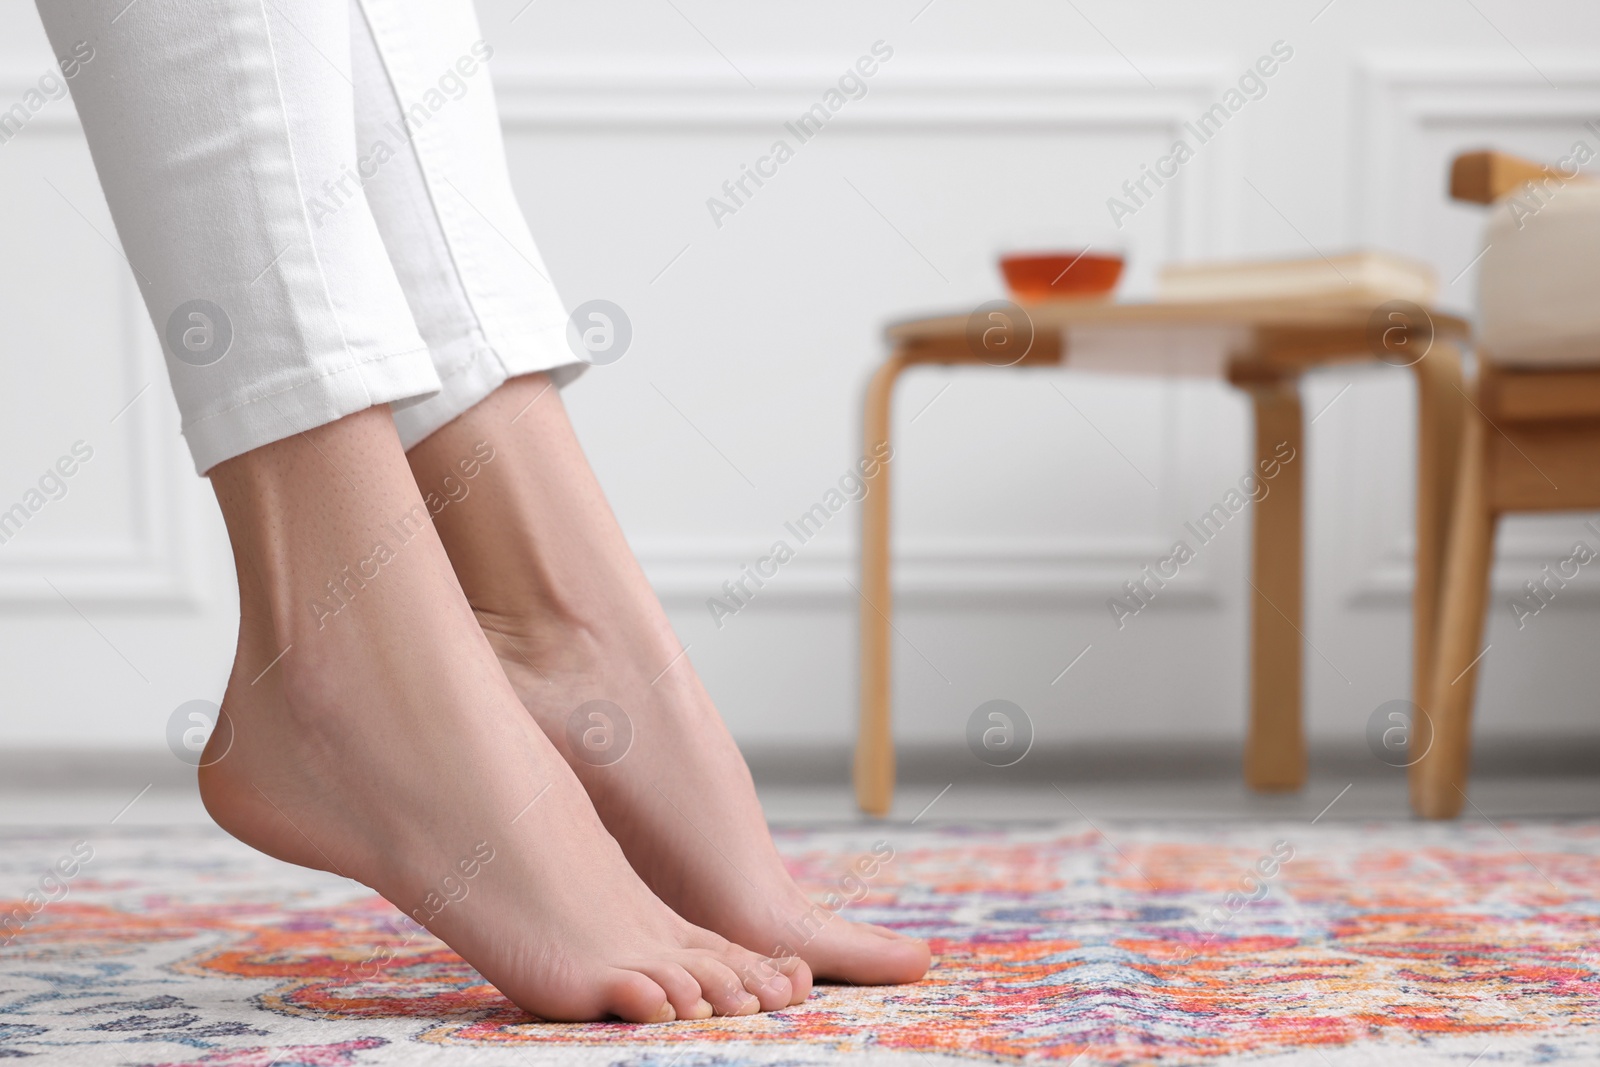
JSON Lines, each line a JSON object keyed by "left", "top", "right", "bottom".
{"left": 184, "top": 347, "right": 442, "bottom": 475}
{"left": 391, "top": 324, "right": 587, "bottom": 450}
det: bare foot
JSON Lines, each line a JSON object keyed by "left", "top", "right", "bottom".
{"left": 197, "top": 407, "right": 808, "bottom": 1022}
{"left": 410, "top": 377, "right": 931, "bottom": 986}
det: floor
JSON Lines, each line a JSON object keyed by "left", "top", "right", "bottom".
{"left": 3, "top": 743, "right": 1598, "bottom": 827}
{"left": 2, "top": 746, "right": 1598, "bottom": 1065}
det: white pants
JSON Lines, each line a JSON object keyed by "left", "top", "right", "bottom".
{"left": 36, "top": 0, "right": 582, "bottom": 474}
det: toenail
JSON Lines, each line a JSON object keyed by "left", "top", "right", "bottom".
{"left": 650, "top": 1002, "right": 676, "bottom": 1023}
{"left": 691, "top": 998, "right": 713, "bottom": 1019}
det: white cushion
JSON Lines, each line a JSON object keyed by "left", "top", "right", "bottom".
{"left": 1480, "top": 180, "right": 1600, "bottom": 366}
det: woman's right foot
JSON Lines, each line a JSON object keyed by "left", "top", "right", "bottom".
{"left": 196, "top": 408, "right": 809, "bottom": 1023}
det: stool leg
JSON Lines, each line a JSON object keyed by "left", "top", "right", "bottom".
{"left": 1244, "top": 379, "right": 1306, "bottom": 791}
{"left": 1412, "top": 398, "right": 1496, "bottom": 819}
{"left": 1411, "top": 345, "right": 1466, "bottom": 727}
{"left": 856, "top": 354, "right": 906, "bottom": 816}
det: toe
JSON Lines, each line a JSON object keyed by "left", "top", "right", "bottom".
{"left": 809, "top": 920, "right": 931, "bottom": 985}
{"left": 865, "top": 923, "right": 934, "bottom": 978}
{"left": 636, "top": 962, "right": 712, "bottom": 1021}
{"left": 680, "top": 951, "right": 762, "bottom": 1016}
{"left": 601, "top": 969, "right": 676, "bottom": 1023}
{"left": 774, "top": 955, "right": 813, "bottom": 1005}
{"left": 727, "top": 947, "right": 793, "bottom": 1011}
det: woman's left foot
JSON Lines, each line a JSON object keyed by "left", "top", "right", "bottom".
{"left": 409, "top": 375, "right": 930, "bottom": 987}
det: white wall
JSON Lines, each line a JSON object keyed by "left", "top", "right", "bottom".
{"left": 1, "top": 0, "right": 1598, "bottom": 758}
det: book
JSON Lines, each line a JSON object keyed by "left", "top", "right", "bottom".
{"left": 1157, "top": 250, "right": 1438, "bottom": 306}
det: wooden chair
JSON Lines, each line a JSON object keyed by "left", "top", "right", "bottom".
{"left": 1411, "top": 150, "right": 1600, "bottom": 818}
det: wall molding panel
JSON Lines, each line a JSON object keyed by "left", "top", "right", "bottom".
{"left": 1339, "top": 56, "right": 1600, "bottom": 606}
{"left": 0, "top": 114, "right": 197, "bottom": 609}
{"left": 496, "top": 61, "right": 1242, "bottom": 607}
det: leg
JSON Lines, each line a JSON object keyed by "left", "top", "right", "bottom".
{"left": 1411, "top": 394, "right": 1497, "bottom": 819}
{"left": 357, "top": 0, "right": 918, "bottom": 984}
{"left": 34, "top": 0, "right": 799, "bottom": 1020}
{"left": 408, "top": 374, "right": 931, "bottom": 986}
{"left": 351, "top": 0, "right": 583, "bottom": 451}
{"left": 36, "top": 0, "right": 442, "bottom": 473}
{"left": 856, "top": 353, "right": 908, "bottom": 816}
{"left": 1242, "top": 378, "right": 1306, "bottom": 790}
{"left": 204, "top": 410, "right": 800, "bottom": 1020}
{"left": 1411, "top": 344, "right": 1466, "bottom": 717}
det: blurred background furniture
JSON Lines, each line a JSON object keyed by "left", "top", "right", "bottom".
{"left": 857, "top": 296, "right": 1470, "bottom": 815}
{"left": 1412, "top": 151, "right": 1600, "bottom": 819}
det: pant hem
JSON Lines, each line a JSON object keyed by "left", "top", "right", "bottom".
{"left": 392, "top": 324, "right": 587, "bottom": 449}
{"left": 185, "top": 346, "right": 442, "bottom": 475}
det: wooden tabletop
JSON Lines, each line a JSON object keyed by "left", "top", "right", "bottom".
{"left": 885, "top": 296, "right": 1472, "bottom": 379}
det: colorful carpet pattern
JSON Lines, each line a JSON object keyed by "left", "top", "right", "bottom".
{"left": 1, "top": 820, "right": 1598, "bottom": 1065}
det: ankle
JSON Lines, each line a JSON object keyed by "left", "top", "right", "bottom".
{"left": 209, "top": 407, "right": 450, "bottom": 684}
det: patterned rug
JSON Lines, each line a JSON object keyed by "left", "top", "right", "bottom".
{"left": 1, "top": 820, "right": 1598, "bottom": 1065}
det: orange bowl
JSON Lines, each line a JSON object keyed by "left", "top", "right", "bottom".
{"left": 999, "top": 250, "right": 1124, "bottom": 301}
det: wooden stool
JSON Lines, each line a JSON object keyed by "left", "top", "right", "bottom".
{"left": 1411, "top": 152, "right": 1600, "bottom": 818}
{"left": 857, "top": 299, "right": 1470, "bottom": 816}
